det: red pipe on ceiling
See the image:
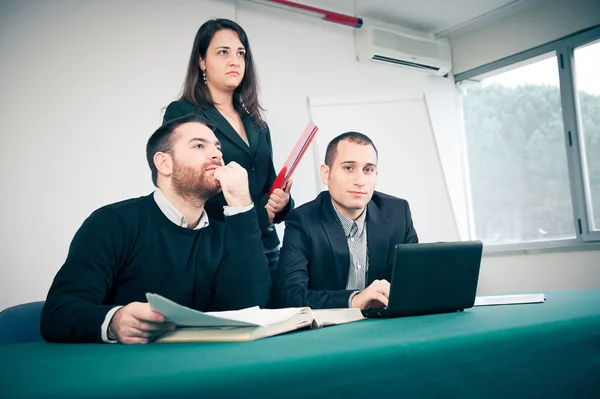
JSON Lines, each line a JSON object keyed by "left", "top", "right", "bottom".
{"left": 246, "top": 0, "right": 363, "bottom": 28}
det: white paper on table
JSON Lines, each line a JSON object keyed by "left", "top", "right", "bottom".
{"left": 474, "top": 293, "right": 546, "bottom": 307}
{"left": 146, "top": 293, "right": 306, "bottom": 327}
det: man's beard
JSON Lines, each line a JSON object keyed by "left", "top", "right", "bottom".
{"left": 171, "top": 160, "right": 222, "bottom": 205}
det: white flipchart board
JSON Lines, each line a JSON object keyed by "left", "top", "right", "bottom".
{"left": 308, "top": 95, "right": 459, "bottom": 243}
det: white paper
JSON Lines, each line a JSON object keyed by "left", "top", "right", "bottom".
{"left": 474, "top": 293, "right": 546, "bottom": 307}
{"left": 146, "top": 293, "right": 306, "bottom": 327}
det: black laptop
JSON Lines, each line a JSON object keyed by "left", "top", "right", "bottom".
{"left": 364, "top": 241, "right": 483, "bottom": 318}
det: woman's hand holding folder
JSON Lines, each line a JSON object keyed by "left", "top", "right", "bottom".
{"left": 266, "top": 180, "right": 293, "bottom": 224}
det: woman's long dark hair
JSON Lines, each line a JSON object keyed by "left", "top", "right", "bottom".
{"left": 179, "top": 18, "right": 265, "bottom": 125}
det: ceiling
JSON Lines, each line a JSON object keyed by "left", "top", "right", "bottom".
{"left": 287, "top": 0, "right": 541, "bottom": 36}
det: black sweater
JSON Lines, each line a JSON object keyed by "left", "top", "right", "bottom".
{"left": 41, "top": 195, "right": 270, "bottom": 343}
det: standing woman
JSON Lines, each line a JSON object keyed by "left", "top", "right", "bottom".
{"left": 164, "top": 18, "right": 293, "bottom": 276}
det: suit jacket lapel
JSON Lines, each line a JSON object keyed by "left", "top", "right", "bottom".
{"left": 366, "top": 199, "right": 390, "bottom": 284}
{"left": 202, "top": 107, "right": 253, "bottom": 156}
{"left": 320, "top": 193, "right": 351, "bottom": 289}
{"left": 242, "top": 114, "right": 260, "bottom": 156}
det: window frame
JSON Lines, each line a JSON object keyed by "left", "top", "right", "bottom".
{"left": 455, "top": 25, "right": 600, "bottom": 254}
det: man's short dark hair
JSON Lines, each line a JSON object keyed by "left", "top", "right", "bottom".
{"left": 324, "top": 132, "right": 378, "bottom": 168}
{"left": 146, "top": 113, "right": 213, "bottom": 187}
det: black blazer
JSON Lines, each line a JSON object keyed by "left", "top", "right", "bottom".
{"left": 272, "top": 191, "right": 418, "bottom": 309}
{"left": 163, "top": 101, "right": 293, "bottom": 249}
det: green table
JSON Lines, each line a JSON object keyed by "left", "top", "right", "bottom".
{"left": 2, "top": 290, "right": 599, "bottom": 398}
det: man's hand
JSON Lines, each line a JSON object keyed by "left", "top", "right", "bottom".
{"left": 213, "top": 161, "right": 252, "bottom": 207}
{"left": 108, "top": 302, "right": 175, "bottom": 344}
{"left": 265, "top": 180, "right": 293, "bottom": 224}
{"left": 351, "top": 279, "right": 390, "bottom": 310}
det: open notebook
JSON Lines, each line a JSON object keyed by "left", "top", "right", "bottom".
{"left": 146, "top": 293, "right": 365, "bottom": 342}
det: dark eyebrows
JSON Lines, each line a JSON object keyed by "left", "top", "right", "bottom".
{"left": 215, "top": 45, "right": 246, "bottom": 51}
{"left": 339, "top": 161, "right": 377, "bottom": 168}
{"left": 188, "top": 137, "right": 221, "bottom": 147}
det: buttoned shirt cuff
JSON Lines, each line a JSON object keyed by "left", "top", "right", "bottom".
{"left": 348, "top": 291, "right": 361, "bottom": 308}
{"left": 223, "top": 203, "right": 254, "bottom": 216}
{"left": 101, "top": 306, "right": 123, "bottom": 343}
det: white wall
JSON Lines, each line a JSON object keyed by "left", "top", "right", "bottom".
{"left": 0, "top": 0, "right": 236, "bottom": 310}
{"left": 236, "top": 2, "right": 469, "bottom": 238}
{"left": 0, "top": 0, "right": 598, "bottom": 310}
{"left": 449, "top": 0, "right": 600, "bottom": 74}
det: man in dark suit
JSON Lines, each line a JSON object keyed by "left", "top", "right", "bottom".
{"left": 272, "top": 132, "right": 418, "bottom": 310}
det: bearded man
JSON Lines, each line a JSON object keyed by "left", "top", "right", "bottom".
{"left": 41, "top": 113, "right": 270, "bottom": 344}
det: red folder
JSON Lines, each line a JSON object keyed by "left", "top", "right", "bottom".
{"left": 269, "top": 122, "right": 319, "bottom": 196}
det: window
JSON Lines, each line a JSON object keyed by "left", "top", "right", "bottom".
{"left": 456, "top": 26, "right": 600, "bottom": 251}
{"left": 574, "top": 39, "right": 600, "bottom": 233}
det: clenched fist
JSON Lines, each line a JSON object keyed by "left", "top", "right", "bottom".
{"left": 213, "top": 161, "right": 252, "bottom": 207}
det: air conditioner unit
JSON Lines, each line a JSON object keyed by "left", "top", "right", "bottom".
{"left": 355, "top": 19, "right": 452, "bottom": 76}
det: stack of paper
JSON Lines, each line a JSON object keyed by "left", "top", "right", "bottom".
{"left": 474, "top": 293, "right": 546, "bottom": 307}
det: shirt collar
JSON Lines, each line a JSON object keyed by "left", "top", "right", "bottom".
{"left": 332, "top": 202, "right": 367, "bottom": 238}
{"left": 153, "top": 189, "right": 209, "bottom": 230}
